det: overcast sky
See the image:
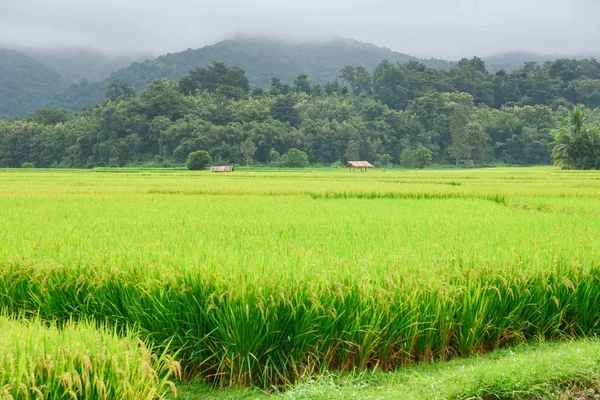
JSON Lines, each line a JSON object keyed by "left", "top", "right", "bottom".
{"left": 1, "top": 0, "right": 599, "bottom": 59}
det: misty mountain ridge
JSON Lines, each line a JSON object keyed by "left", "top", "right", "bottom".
{"left": 48, "top": 36, "right": 457, "bottom": 111}
{"left": 0, "top": 49, "right": 71, "bottom": 118}
{"left": 21, "top": 48, "right": 152, "bottom": 83}
{"left": 104, "top": 36, "right": 457, "bottom": 89}
{"left": 483, "top": 50, "right": 600, "bottom": 73}
{"left": 2, "top": 36, "right": 600, "bottom": 118}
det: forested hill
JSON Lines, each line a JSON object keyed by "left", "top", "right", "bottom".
{"left": 50, "top": 37, "right": 455, "bottom": 111}
{"left": 0, "top": 49, "right": 71, "bottom": 119}
{"left": 108, "top": 37, "right": 456, "bottom": 88}
{"left": 3, "top": 56, "right": 600, "bottom": 170}
{"left": 483, "top": 51, "right": 600, "bottom": 73}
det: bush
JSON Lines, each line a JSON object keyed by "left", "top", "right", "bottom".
{"left": 278, "top": 148, "right": 310, "bottom": 168}
{"left": 375, "top": 154, "right": 393, "bottom": 168}
{"left": 269, "top": 149, "right": 281, "bottom": 166}
{"left": 21, "top": 162, "right": 35, "bottom": 168}
{"left": 186, "top": 150, "right": 212, "bottom": 170}
{"left": 400, "top": 145, "right": 432, "bottom": 169}
{"left": 330, "top": 160, "right": 344, "bottom": 168}
{"left": 413, "top": 145, "right": 433, "bottom": 168}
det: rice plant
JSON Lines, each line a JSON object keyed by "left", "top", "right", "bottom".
{"left": 1, "top": 167, "right": 600, "bottom": 387}
{"left": 0, "top": 315, "right": 181, "bottom": 399}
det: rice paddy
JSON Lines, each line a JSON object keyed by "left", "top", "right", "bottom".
{"left": 1, "top": 167, "right": 600, "bottom": 393}
{"left": 0, "top": 315, "right": 180, "bottom": 399}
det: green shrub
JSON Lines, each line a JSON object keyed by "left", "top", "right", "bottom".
{"left": 279, "top": 148, "right": 309, "bottom": 168}
{"left": 400, "top": 145, "right": 432, "bottom": 169}
{"left": 21, "top": 161, "right": 35, "bottom": 168}
{"left": 375, "top": 154, "right": 393, "bottom": 168}
{"left": 186, "top": 150, "right": 212, "bottom": 170}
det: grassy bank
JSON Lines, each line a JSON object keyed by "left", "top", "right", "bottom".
{"left": 182, "top": 339, "right": 600, "bottom": 399}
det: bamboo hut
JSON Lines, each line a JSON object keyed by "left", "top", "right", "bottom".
{"left": 345, "top": 161, "right": 374, "bottom": 172}
{"left": 210, "top": 166, "right": 234, "bottom": 172}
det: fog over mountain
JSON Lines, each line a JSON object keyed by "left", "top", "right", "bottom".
{"left": 1, "top": 0, "right": 599, "bottom": 59}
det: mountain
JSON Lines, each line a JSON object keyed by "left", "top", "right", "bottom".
{"left": 0, "top": 49, "right": 71, "bottom": 119}
{"left": 484, "top": 51, "right": 600, "bottom": 73}
{"left": 50, "top": 37, "right": 456, "bottom": 111}
{"left": 107, "top": 37, "right": 455, "bottom": 89}
{"left": 23, "top": 48, "right": 151, "bottom": 83}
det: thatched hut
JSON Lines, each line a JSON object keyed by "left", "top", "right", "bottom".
{"left": 210, "top": 166, "right": 234, "bottom": 172}
{"left": 345, "top": 161, "right": 374, "bottom": 172}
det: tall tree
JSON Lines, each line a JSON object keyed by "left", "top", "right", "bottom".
{"left": 105, "top": 80, "right": 135, "bottom": 102}
{"left": 345, "top": 140, "right": 360, "bottom": 161}
{"left": 293, "top": 74, "right": 311, "bottom": 94}
{"left": 240, "top": 137, "right": 257, "bottom": 167}
{"left": 339, "top": 66, "right": 356, "bottom": 93}
{"left": 448, "top": 104, "right": 472, "bottom": 166}
{"left": 553, "top": 107, "right": 600, "bottom": 169}
{"left": 355, "top": 67, "right": 372, "bottom": 95}
{"left": 179, "top": 62, "right": 249, "bottom": 98}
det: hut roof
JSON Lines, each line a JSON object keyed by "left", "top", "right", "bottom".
{"left": 346, "top": 161, "right": 374, "bottom": 168}
{"left": 210, "top": 166, "right": 234, "bottom": 172}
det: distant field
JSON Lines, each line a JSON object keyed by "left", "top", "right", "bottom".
{"left": 1, "top": 167, "right": 600, "bottom": 391}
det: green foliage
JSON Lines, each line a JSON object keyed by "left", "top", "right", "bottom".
{"left": 0, "top": 315, "right": 179, "bottom": 399}
{"left": 0, "top": 49, "right": 70, "bottom": 118}
{"left": 43, "top": 38, "right": 454, "bottom": 112}
{"left": 269, "top": 148, "right": 281, "bottom": 165}
{"left": 400, "top": 145, "right": 432, "bottom": 169}
{"left": 5, "top": 40, "right": 600, "bottom": 120}
{"left": 553, "top": 107, "right": 600, "bottom": 169}
{"left": 270, "top": 340, "right": 600, "bottom": 399}
{"left": 5, "top": 56, "right": 600, "bottom": 169}
{"left": 270, "top": 94, "right": 299, "bottom": 126}
{"left": 344, "top": 140, "right": 360, "bottom": 162}
{"left": 278, "top": 148, "right": 309, "bottom": 167}
{"left": 186, "top": 150, "right": 212, "bottom": 170}
{"left": 105, "top": 79, "right": 135, "bottom": 101}
{"left": 293, "top": 74, "right": 311, "bottom": 94}
{"left": 179, "top": 61, "right": 249, "bottom": 98}
{"left": 240, "top": 137, "right": 257, "bottom": 166}
{"left": 20, "top": 161, "right": 35, "bottom": 168}
{"left": 2, "top": 169, "right": 600, "bottom": 389}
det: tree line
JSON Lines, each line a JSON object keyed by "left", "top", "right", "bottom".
{"left": 2, "top": 57, "right": 600, "bottom": 169}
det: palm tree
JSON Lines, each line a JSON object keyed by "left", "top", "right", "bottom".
{"left": 552, "top": 107, "right": 584, "bottom": 168}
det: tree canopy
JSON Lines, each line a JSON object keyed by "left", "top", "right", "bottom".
{"left": 2, "top": 58, "right": 600, "bottom": 169}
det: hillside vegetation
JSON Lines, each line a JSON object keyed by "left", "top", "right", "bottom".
{"left": 49, "top": 38, "right": 456, "bottom": 110}
{"left": 3, "top": 38, "right": 599, "bottom": 117}
{"left": 2, "top": 56, "right": 600, "bottom": 169}
{"left": 0, "top": 49, "right": 70, "bottom": 118}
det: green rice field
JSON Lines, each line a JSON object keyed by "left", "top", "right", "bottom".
{"left": 2, "top": 167, "right": 600, "bottom": 394}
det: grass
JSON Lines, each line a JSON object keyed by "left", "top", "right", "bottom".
{"left": 0, "top": 315, "right": 180, "bottom": 399}
{"left": 178, "top": 339, "right": 600, "bottom": 399}
{"left": 1, "top": 167, "right": 600, "bottom": 392}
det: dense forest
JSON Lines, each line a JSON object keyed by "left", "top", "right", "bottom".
{"left": 2, "top": 38, "right": 598, "bottom": 118}
{"left": 48, "top": 38, "right": 456, "bottom": 112}
{"left": 1, "top": 56, "right": 600, "bottom": 169}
